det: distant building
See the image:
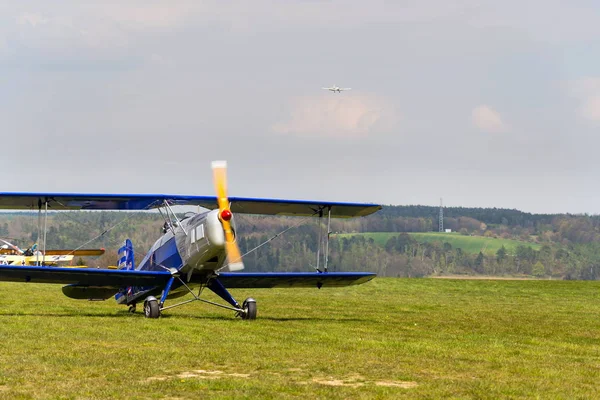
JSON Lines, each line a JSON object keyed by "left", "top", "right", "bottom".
{"left": 445, "top": 229, "right": 452, "bottom": 233}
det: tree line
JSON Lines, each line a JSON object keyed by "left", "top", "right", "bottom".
{"left": 1, "top": 205, "right": 600, "bottom": 280}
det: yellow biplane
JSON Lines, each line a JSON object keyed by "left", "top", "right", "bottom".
{"left": 0, "top": 239, "right": 104, "bottom": 266}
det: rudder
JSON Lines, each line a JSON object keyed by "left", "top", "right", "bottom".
{"left": 115, "top": 238, "right": 135, "bottom": 304}
{"left": 117, "top": 239, "right": 135, "bottom": 270}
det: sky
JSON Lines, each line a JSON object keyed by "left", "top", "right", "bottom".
{"left": 1, "top": 1, "right": 600, "bottom": 214}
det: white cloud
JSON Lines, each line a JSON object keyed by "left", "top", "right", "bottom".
{"left": 571, "top": 77, "right": 600, "bottom": 95}
{"left": 15, "top": 13, "right": 48, "bottom": 27}
{"left": 272, "top": 94, "right": 399, "bottom": 138}
{"left": 571, "top": 78, "right": 600, "bottom": 123}
{"left": 471, "top": 105, "right": 507, "bottom": 133}
{"left": 581, "top": 96, "right": 600, "bottom": 122}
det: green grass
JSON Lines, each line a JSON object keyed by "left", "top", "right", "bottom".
{"left": 0, "top": 278, "right": 599, "bottom": 399}
{"left": 336, "top": 232, "right": 541, "bottom": 255}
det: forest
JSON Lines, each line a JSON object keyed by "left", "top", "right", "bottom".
{"left": 1, "top": 204, "right": 599, "bottom": 280}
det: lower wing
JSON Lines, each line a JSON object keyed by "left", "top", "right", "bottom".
{"left": 216, "top": 272, "right": 375, "bottom": 288}
{"left": 0, "top": 265, "right": 172, "bottom": 287}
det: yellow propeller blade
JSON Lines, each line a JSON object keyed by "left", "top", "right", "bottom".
{"left": 211, "top": 161, "right": 244, "bottom": 271}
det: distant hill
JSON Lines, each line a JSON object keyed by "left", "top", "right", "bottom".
{"left": 334, "top": 232, "right": 541, "bottom": 255}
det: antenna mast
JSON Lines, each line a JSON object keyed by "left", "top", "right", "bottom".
{"left": 439, "top": 198, "right": 444, "bottom": 232}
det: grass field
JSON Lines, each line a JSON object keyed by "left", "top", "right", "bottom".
{"left": 336, "top": 232, "right": 541, "bottom": 255}
{"left": 0, "top": 278, "right": 599, "bottom": 399}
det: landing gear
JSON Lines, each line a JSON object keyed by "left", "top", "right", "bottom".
{"left": 144, "top": 296, "right": 160, "bottom": 318}
{"left": 241, "top": 298, "right": 257, "bottom": 320}
{"left": 146, "top": 276, "right": 258, "bottom": 320}
{"left": 128, "top": 304, "right": 136, "bottom": 313}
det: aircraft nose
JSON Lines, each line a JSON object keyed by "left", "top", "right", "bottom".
{"left": 205, "top": 209, "right": 225, "bottom": 247}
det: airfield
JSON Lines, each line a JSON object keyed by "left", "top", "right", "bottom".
{"left": 0, "top": 277, "right": 598, "bottom": 399}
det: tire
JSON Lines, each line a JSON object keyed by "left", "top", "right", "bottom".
{"left": 144, "top": 297, "right": 160, "bottom": 318}
{"left": 241, "top": 298, "right": 257, "bottom": 320}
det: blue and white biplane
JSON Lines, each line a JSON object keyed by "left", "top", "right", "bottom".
{"left": 0, "top": 161, "right": 381, "bottom": 319}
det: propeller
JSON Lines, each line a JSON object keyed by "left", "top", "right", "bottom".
{"left": 211, "top": 160, "right": 244, "bottom": 272}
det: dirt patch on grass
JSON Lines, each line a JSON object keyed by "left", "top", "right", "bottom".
{"left": 312, "top": 378, "right": 364, "bottom": 388}
{"left": 311, "top": 376, "right": 417, "bottom": 389}
{"left": 228, "top": 373, "right": 252, "bottom": 378}
{"left": 146, "top": 370, "right": 417, "bottom": 390}
{"left": 145, "top": 370, "right": 250, "bottom": 383}
{"left": 376, "top": 381, "right": 418, "bottom": 388}
{"left": 146, "top": 376, "right": 169, "bottom": 382}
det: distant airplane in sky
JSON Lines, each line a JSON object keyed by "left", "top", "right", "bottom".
{"left": 322, "top": 85, "right": 351, "bottom": 93}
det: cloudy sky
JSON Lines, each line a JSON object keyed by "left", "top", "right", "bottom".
{"left": 1, "top": 1, "right": 600, "bottom": 214}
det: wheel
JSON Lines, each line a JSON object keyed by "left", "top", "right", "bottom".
{"left": 241, "top": 298, "right": 257, "bottom": 320}
{"left": 144, "top": 297, "right": 160, "bottom": 318}
{"left": 128, "top": 304, "right": 137, "bottom": 313}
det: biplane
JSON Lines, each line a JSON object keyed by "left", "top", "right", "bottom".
{"left": 0, "top": 239, "right": 105, "bottom": 266}
{"left": 0, "top": 161, "right": 381, "bottom": 319}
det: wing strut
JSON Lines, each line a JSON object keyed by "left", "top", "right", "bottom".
{"left": 43, "top": 199, "right": 48, "bottom": 265}
{"left": 314, "top": 206, "right": 332, "bottom": 273}
{"left": 325, "top": 206, "right": 332, "bottom": 272}
{"left": 36, "top": 200, "right": 41, "bottom": 266}
{"left": 33, "top": 198, "right": 49, "bottom": 266}
{"left": 159, "top": 200, "right": 188, "bottom": 236}
{"left": 316, "top": 208, "right": 323, "bottom": 272}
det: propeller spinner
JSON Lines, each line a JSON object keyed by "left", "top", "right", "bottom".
{"left": 211, "top": 161, "right": 244, "bottom": 272}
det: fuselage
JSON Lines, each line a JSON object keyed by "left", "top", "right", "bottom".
{"left": 139, "top": 209, "right": 227, "bottom": 272}
{"left": 117, "top": 209, "right": 229, "bottom": 304}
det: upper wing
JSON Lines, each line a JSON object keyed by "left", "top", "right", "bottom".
{"left": 0, "top": 192, "right": 381, "bottom": 218}
{"left": 341, "top": 88, "right": 352, "bottom": 91}
{"left": 216, "top": 272, "right": 375, "bottom": 288}
{"left": 0, "top": 265, "right": 172, "bottom": 287}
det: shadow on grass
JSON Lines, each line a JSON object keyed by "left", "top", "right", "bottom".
{"left": 180, "top": 314, "right": 373, "bottom": 323}
{"left": 0, "top": 311, "right": 144, "bottom": 318}
{"left": 0, "top": 311, "right": 373, "bottom": 323}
